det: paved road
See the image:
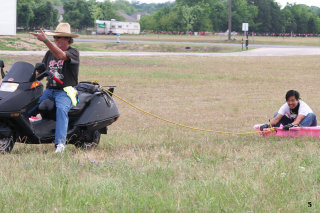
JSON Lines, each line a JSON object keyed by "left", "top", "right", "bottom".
{"left": 1, "top": 47, "right": 320, "bottom": 57}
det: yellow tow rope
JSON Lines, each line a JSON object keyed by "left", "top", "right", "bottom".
{"left": 95, "top": 82, "right": 275, "bottom": 135}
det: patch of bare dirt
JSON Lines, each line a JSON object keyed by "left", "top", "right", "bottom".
{"left": 0, "top": 36, "right": 46, "bottom": 51}
{"left": 19, "top": 37, "right": 46, "bottom": 51}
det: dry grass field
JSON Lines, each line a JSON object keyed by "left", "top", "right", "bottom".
{"left": 0, "top": 54, "right": 319, "bottom": 212}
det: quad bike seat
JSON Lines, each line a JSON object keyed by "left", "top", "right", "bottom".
{"left": 69, "top": 92, "right": 93, "bottom": 116}
{"left": 38, "top": 92, "right": 93, "bottom": 120}
{"left": 38, "top": 83, "right": 111, "bottom": 120}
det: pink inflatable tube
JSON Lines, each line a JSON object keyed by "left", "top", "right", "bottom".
{"left": 254, "top": 124, "right": 320, "bottom": 138}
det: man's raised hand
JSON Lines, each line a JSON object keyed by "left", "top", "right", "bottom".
{"left": 29, "top": 28, "right": 47, "bottom": 42}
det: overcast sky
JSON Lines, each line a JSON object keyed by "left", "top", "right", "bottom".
{"left": 275, "top": 0, "right": 320, "bottom": 7}
{"left": 129, "top": 0, "right": 320, "bottom": 7}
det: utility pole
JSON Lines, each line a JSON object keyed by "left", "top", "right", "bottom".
{"left": 228, "top": 0, "right": 232, "bottom": 40}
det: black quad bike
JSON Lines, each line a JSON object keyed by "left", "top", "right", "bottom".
{"left": 0, "top": 59, "right": 120, "bottom": 153}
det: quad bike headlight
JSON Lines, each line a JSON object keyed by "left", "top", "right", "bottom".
{"left": 0, "top": 82, "right": 19, "bottom": 92}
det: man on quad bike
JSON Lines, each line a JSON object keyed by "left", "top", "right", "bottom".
{"left": 29, "top": 23, "right": 79, "bottom": 153}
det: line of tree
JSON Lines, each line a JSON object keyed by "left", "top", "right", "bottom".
{"left": 17, "top": 0, "right": 320, "bottom": 34}
{"left": 17, "top": 0, "right": 124, "bottom": 29}
{"left": 17, "top": 0, "right": 174, "bottom": 30}
{"left": 141, "top": 0, "right": 320, "bottom": 34}
{"left": 18, "top": 0, "right": 59, "bottom": 28}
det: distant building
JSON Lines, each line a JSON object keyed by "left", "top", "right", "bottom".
{"left": 96, "top": 19, "right": 140, "bottom": 35}
{"left": 118, "top": 11, "right": 148, "bottom": 22}
{"left": 54, "top": 6, "right": 64, "bottom": 23}
{"left": 133, "top": 12, "right": 148, "bottom": 21}
{"left": 0, "top": 0, "right": 16, "bottom": 35}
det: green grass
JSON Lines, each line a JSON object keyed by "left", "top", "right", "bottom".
{"left": 72, "top": 43, "right": 107, "bottom": 52}
{"left": 0, "top": 55, "right": 319, "bottom": 212}
{"left": 1, "top": 135, "right": 319, "bottom": 212}
{"left": 0, "top": 41, "right": 18, "bottom": 50}
{"left": 2, "top": 37, "right": 20, "bottom": 42}
{"left": 73, "top": 42, "right": 240, "bottom": 53}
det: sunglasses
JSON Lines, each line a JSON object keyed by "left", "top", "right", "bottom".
{"left": 53, "top": 36, "right": 68, "bottom": 39}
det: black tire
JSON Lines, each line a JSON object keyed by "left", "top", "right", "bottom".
{"left": 74, "top": 130, "right": 101, "bottom": 150}
{"left": 0, "top": 137, "right": 15, "bottom": 154}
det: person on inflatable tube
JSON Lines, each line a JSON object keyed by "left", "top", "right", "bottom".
{"left": 260, "top": 90, "right": 317, "bottom": 131}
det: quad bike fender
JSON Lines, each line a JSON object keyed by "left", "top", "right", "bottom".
{"left": 0, "top": 126, "right": 12, "bottom": 138}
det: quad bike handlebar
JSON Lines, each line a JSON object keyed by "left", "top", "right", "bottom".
{"left": 52, "top": 76, "right": 63, "bottom": 85}
{"left": 36, "top": 70, "right": 63, "bottom": 85}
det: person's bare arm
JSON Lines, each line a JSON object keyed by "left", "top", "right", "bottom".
{"left": 269, "top": 113, "right": 283, "bottom": 126}
{"left": 292, "top": 114, "right": 305, "bottom": 126}
{"left": 29, "top": 28, "right": 69, "bottom": 61}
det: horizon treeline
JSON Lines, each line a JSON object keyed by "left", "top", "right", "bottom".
{"left": 17, "top": 0, "right": 320, "bottom": 34}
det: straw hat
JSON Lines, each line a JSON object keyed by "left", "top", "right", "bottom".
{"left": 46, "top": 23, "right": 79, "bottom": 38}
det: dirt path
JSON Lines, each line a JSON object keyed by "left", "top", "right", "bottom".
{"left": 0, "top": 47, "right": 320, "bottom": 57}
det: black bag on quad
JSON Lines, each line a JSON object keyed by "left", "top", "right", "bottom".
{"left": 38, "top": 81, "right": 119, "bottom": 150}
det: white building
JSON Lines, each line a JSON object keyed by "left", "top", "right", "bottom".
{"left": 54, "top": 6, "right": 64, "bottom": 23}
{"left": 0, "top": 0, "right": 16, "bottom": 35}
{"left": 96, "top": 19, "right": 140, "bottom": 35}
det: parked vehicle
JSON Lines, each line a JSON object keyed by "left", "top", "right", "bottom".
{"left": 0, "top": 60, "right": 120, "bottom": 153}
{"left": 96, "top": 19, "right": 140, "bottom": 35}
